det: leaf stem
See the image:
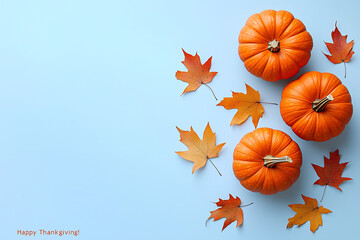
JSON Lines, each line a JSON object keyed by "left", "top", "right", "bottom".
{"left": 344, "top": 61, "right": 347, "bottom": 78}
{"left": 208, "top": 158, "right": 222, "bottom": 176}
{"left": 203, "top": 83, "right": 218, "bottom": 100}
{"left": 320, "top": 185, "right": 327, "bottom": 202}
{"left": 240, "top": 202, "right": 254, "bottom": 208}
{"left": 258, "top": 101, "right": 278, "bottom": 105}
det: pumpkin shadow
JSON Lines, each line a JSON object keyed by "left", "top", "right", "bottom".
{"left": 311, "top": 123, "right": 353, "bottom": 153}
{"left": 263, "top": 175, "right": 306, "bottom": 204}
{"left": 272, "top": 63, "right": 315, "bottom": 90}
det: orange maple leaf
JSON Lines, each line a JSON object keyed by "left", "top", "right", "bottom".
{"left": 175, "top": 123, "right": 225, "bottom": 175}
{"left": 208, "top": 194, "right": 251, "bottom": 231}
{"left": 312, "top": 149, "right": 352, "bottom": 191}
{"left": 324, "top": 22, "right": 354, "bottom": 78}
{"left": 287, "top": 195, "right": 332, "bottom": 233}
{"left": 217, "top": 84, "right": 274, "bottom": 128}
{"left": 176, "top": 49, "right": 218, "bottom": 99}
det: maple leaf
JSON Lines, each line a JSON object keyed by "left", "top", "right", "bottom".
{"left": 287, "top": 195, "right": 332, "bottom": 233}
{"left": 208, "top": 194, "right": 252, "bottom": 231}
{"left": 312, "top": 149, "right": 352, "bottom": 191}
{"left": 175, "top": 123, "right": 225, "bottom": 175}
{"left": 217, "top": 84, "right": 276, "bottom": 128}
{"left": 176, "top": 49, "right": 218, "bottom": 99}
{"left": 323, "top": 22, "right": 354, "bottom": 78}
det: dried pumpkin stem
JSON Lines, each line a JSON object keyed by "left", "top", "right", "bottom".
{"left": 268, "top": 39, "right": 280, "bottom": 53}
{"left": 263, "top": 155, "right": 293, "bottom": 168}
{"left": 312, "top": 94, "right": 334, "bottom": 112}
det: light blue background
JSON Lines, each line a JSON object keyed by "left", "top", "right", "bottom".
{"left": 0, "top": 0, "right": 358, "bottom": 239}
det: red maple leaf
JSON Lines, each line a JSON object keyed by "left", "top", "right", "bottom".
{"left": 176, "top": 49, "right": 218, "bottom": 99}
{"left": 323, "top": 22, "right": 354, "bottom": 78}
{"left": 208, "top": 194, "right": 252, "bottom": 231}
{"left": 312, "top": 149, "right": 352, "bottom": 191}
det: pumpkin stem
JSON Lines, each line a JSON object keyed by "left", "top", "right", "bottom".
{"left": 268, "top": 39, "right": 280, "bottom": 53}
{"left": 312, "top": 94, "right": 334, "bottom": 112}
{"left": 263, "top": 155, "right": 292, "bottom": 168}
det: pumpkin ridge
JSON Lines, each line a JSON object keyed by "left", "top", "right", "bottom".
{"left": 239, "top": 137, "right": 264, "bottom": 157}
{"left": 260, "top": 52, "right": 274, "bottom": 79}
{"left": 274, "top": 11, "right": 288, "bottom": 39}
{"left": 276, "top": 140, "right": 299, "bottom": 154}
{"left": 293, "top": 112, "right": 316, "bottom": 138}
{"left": 280, "top": 43, "right": 313, "bottom": 52}
{"left": 298, "top": 76, "right": 319, "bottom": 101}
{"left": 234, "top": 157, "right": 263, "bottom": 164}
{"left": 272, "top": 10, "right": 277, "bottom": 40}
{"left": 257, "top": 13, "right": 273, "bottom": 40}
{"left": 234, "top": 143, "right": 263, "bottom": 160}
{"left": 281, "top": 91, "right": 312, "bottom": 103}
{"left": 244, "top": 51, "right": 270, "bottom": 77}
{"left": 279, "top": 48, "right": 302, "bottom": 69}
{"left": 324, "top": 107, "right": 351, "bottom": 125}
{"left": 309, "top": 71, "right": 322, "bottom": 99}
{"left": 309, "top": 114, "right": 319, "bottom": 141}
{"left": 242, "top": 167, "right": 267, "bottom": 191}
{"left": 273, "top": 167, "right": 300, "bottom": 190}
{"left": 278, "top": 51, "right": 299, "bottom": 79}
{"left": 245, "top": 24, "right": 271, "bottom": 42}
{"left": 279, "top": 19, "right": 306, "bottom": 40}
{"left": 315, "top": 115, "right": 335, "bottom": 141}
{"left": 263, "top": 128, "right": 274, "bottom": 155}
{"left": 319, "top": 77, "right": 340, "bottom": 98}
{"left": 277, "top": 16, "right": 296, "bottom": 40}
{"left": 267, "top": 168, "right": 292, "bottom": 193}
{"left": 261, "top": 169, "right": 277, "bottom": 194}
{"left": 239, "top": 26, "right": 269, "bottom": 44}
{"left": 238, "top": 43, "right": 268, "bottom": 61}
{"left": 281, "top": 108, "right": 312, "bottom": 126}
{"left": 270, "top": 132, "right": 292, "bottom": 156}
{"left": 277, "top": 53, "right": 283, "bottom": 79}
{"left": 233, "top": 164, "right": 263, "bottom": 182}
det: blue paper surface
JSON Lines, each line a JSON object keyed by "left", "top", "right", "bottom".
{"left": 0, "top": 0, "right": 358, "bottom": 239}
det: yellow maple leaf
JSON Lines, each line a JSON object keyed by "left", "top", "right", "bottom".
{"left": 176, "top": 123, "right": 225, "bottom": 174}
{"left": 287, "top": 195, "right": 332, "bottom": 233}
{"left": 217, "top": 84, "right": 270, "bottom": 128}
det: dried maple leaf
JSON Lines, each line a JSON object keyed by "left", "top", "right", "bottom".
{"left": 312, "top": 149, "right": 352, "bottom": 191}
{"left": 324, "top": 22, "right": 354, "bottom": 78}
{"left": 208, "top": 194, "right": 251, "bottom": 231}
{"left": 175, "top": 123, "right": 225, "bottom": 175}
{"left": 287, "top": 195, "right": 332, "bottom": 233}
{"left": 217, "top": 84, "right": 275, "bottom": 128}
{"left": 176, "top": 49, "right": 218, "bottom": 99}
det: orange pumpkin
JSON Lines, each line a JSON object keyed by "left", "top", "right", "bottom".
{"left": 280, "top": 71, "right": 353, "bottom": 142}
{"left": 233, "top": 128, "right": 302, "bottom": 195}
{"left": 238, "top": 10, "right": 313, "bottom": 81}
